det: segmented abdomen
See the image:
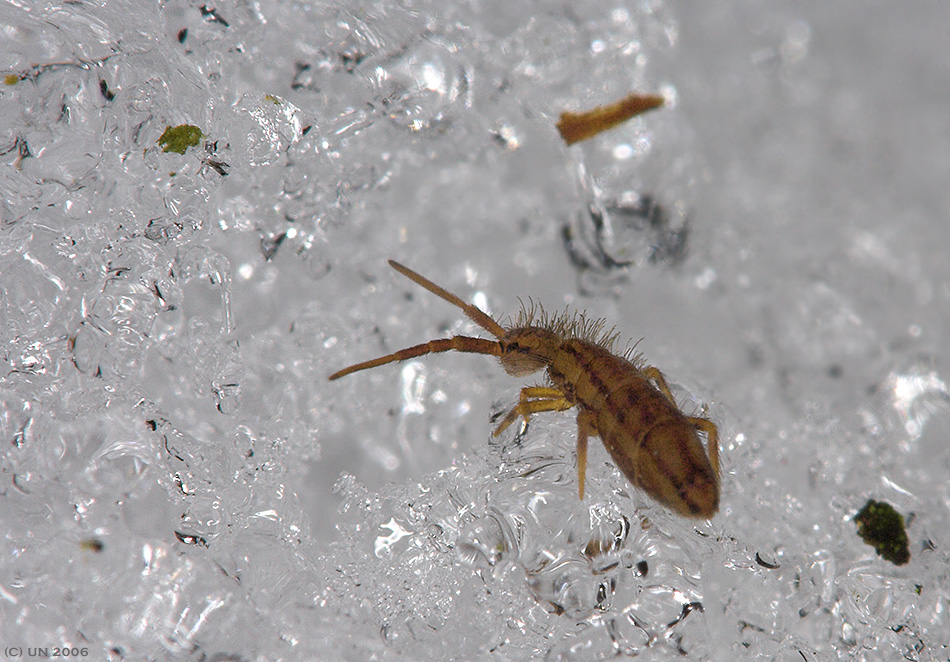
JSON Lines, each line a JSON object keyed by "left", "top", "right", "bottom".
{"left": 548, "top": 340, "right": 718, "bottom": 517}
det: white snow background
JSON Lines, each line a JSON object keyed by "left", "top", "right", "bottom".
{"left": 1, "top": 1, "right": 948, "bottom": 660}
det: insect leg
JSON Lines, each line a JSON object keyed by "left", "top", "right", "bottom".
{"left": 328, "top": 336, "right": 502, "bottom": 380}
{"left": 644, "top": 365, "right": 719, "bottom": 476}
{"left": 687, "top": 416, "right": 720, "bottom": 476}
{"left": 575, "top": 409, "right": 597, "bottom": 499}
{"left": 492, "top": 386, "right": 572, "bottom": 437}
{"left": 494, "top": 387, "right": 564, "bottom": 434}
{"left": 519, "top": 386, "right": 565, "bottom": 399}
{"left": 642, "top": 366, "right": 677, "bottom": 405}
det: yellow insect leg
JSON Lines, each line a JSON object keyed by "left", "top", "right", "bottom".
{"left": 642, "top": 366, "right": 677, "bottom": 405}
{"left": 645, "top": 365, "right": 721, "bottom": 476}
{"left": 687, "top": 416, "right": 720, "bottom": 477}
{"left": 575, "top": 410, "right": 597, "bottom": 500}
{"left": 492, "top": 386, "right": 572, "bottom": 437}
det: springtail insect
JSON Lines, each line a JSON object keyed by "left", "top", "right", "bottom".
{"left": 329, "top": 260, "right": 720, "bottom": 518}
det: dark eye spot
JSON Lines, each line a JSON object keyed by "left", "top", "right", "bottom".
{"left": 508, "top": 341, "right": 530, "bottom": 354}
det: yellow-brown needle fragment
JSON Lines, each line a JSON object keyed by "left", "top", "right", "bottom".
{"left": 557, "top": 93, "right": 665, "bottom": 146}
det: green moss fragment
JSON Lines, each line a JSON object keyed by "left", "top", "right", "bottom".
{"left": 264, "top": 94, "right": 281, "bottom": 105}
{"left": 854, "top": 499, "right": 910, "bottom": 566}
{"left": 158, "top": 124, "right": 203, "bottom": 155}
{"left": 4, "top": 74, "right": 20, "bottom": 86}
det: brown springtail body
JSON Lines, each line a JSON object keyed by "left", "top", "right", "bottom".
{"left": 329, "top": 260, "right": 720, "bottom": 518}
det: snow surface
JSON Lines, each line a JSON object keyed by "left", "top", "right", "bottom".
{"left": 1, "top": 1, "right": 948, "bottom": 660}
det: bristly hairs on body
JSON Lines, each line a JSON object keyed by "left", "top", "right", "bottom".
{"left": 512, "top": 298, "right": 645, "bottom": 365}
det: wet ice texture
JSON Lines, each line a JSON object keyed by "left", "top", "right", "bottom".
{"left": 2, "top": 1, "right": 950, "bottom": 661}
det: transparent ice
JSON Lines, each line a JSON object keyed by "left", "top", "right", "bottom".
{"left": 1, "top": 1, "right": 948, "bottom": 660}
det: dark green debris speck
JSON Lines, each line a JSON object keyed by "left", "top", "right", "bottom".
{"left": 158, "top": 124, "right": 203, "bottom": 154}
{"left": 855, "top": 499, "right": 910, "bottom": 566}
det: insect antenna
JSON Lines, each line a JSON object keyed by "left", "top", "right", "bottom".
{"left": 328, "top": 260, "right": 505, "bottom": 381}
{"left": 388, "top": 260, "right": 506, "bottom": 339}
{"left": 328, "top": 336, "right": 502, "bottom": 380}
